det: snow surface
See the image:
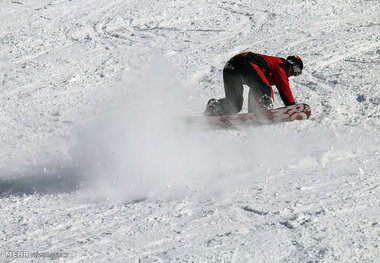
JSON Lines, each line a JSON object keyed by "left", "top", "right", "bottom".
{"left": 1, "top": 0, "right": 379, "bottom": 262}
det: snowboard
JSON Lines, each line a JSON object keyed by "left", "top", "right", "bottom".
{"left": 181, "top": 103, "right": 311, "bottom": 127}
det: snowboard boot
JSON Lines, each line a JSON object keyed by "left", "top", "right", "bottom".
{"left": 258, "top": 94, "right": 274, "bottom": 111}
{"left": 204, "top": 98, "right": 222, "bottom": 116}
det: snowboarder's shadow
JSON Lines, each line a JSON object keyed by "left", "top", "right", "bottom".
{"left": 0, "top": 168, "right": 83, "bottom": 197}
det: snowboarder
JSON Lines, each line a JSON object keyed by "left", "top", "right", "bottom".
{"left": 204, "top": 52, "right": 303, "bottom": 116}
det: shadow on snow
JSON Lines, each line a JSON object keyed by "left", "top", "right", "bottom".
{"left": 0, "top": 168, "right": 84, "bottom": 197}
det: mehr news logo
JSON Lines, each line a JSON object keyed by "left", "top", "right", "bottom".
{"left": 5, "top": 251, "right": 69, "bottom": 259}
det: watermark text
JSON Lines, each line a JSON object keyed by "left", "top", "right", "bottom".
{"left": 5, "top": 251, "right": 69, "bottom": 259}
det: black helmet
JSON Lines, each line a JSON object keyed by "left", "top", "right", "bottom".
{"left": 286, "top": 55, "right": 303, "bottom": 76}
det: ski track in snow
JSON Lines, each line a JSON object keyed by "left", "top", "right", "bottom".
{"left": 1, "top": 0, "right": 379, "bottom": 262}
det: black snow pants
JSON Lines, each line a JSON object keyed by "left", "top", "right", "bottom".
{"left": 218, "top": 55, "right": 272, "bottom": 115}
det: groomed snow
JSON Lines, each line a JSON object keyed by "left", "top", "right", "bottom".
{"left": 0, "top": 0, "right": 379, "bottom": 262}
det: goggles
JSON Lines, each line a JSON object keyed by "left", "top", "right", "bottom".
{"left": 292, "top": 64, "right": 302, "bottom": 76}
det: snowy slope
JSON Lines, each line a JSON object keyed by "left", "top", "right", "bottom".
{"left": 1, "top": 0, "right": 379, "bottom": 262}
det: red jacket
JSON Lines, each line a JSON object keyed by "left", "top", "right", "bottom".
{"left": 238, "top": 52, "right": 295, "bottom": 106}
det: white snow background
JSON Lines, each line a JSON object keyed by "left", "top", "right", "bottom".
{"left": 0, "top": 0, "right": 379, "bottom": 262}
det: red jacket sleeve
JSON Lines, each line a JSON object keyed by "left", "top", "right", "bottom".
{"left": 272, "top": 64, "right": 295, "bottom": 106}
